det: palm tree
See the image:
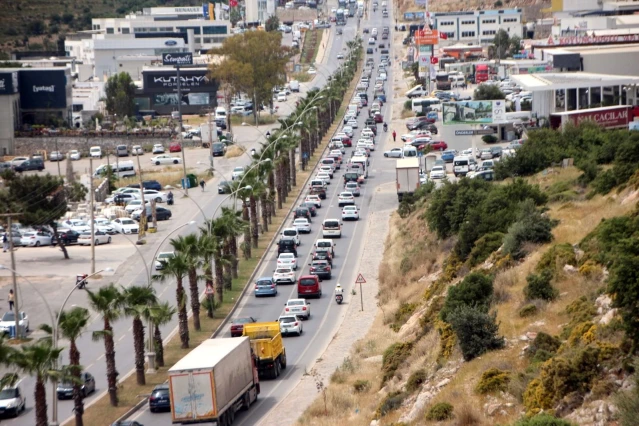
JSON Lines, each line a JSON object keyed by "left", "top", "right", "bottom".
{"left": 12, "top": 341, "right": 68, "bottom": 426}
{"left": 122, "top": 286, "right": 157, "bottom": 385}
{"left": 220, "top": 207, "right": 248, "bottom": 279}
{"left": 154, "top": 253, "right": 190, "bottom": 349}
{"left": 148, "top": 302, "right": 176, "bottom": 367}
{"left": 197, "top": 229, "right": 218, "bottom": 311}
{"left": 40, "top": 307, "right": 90, "bottom": 426}
{"left": 170, "top": 234, "right": 203, "bottom": 331}
{"left": 86, "top": 283, "right": 124, "bottom": 406}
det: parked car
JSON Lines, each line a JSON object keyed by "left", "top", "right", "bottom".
{"left": 57, "top": 372, "right": 96, "bottom": 399}
{"left": 69, "top": 150, "right": 81, "bottom": 160}
{"left": 430, "top": 165, "right": 446, "bottom": 179}
{"left": 20, "top": 230, "right": 53, "bottom": 247}
{"left": 14, "top": 158, "right": 44, "bottom": 172}
{"left": 152, "top": 144, "right": 165, "bottom": 154}
{"left": 169, "top": 142, "right": 182, "bottom": 153}
{"left": 78, "top": 230, "right": 112, "bottom": 246}
{"left": 49, "top": 151, "right": 65, "bottom": 161}
{"left": 0, "top": 311, "right": 29, "bottom": 334}
{"left": 52, "top": 229, "right": 81, "bottom": 245}
{"left": 151, "top": 155, "right": 181, "bottom": 165}
{"left": 230, "top": 317, "right": 256, "bottom": 337}
{"left": 132, "top": 145, "right": 144, "bottom": 155}
{"left": 111, "top": 218, "right": 139, "bottom": 234}
{"left": 441, "top": 150, "right": 458, "bottom": 163}
{"left": 384, "top": 148, "right": 403, "bottom": 158}
{"left": 148, "top": 383, "right": 171, "bottom": 413}
{"left": 131, "top": 206, "right": 172, "bottom": 221}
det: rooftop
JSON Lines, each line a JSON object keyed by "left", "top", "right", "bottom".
{"left": 511, "top": 72, "right": 639, "bottom": 91}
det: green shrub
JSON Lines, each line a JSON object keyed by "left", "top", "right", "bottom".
{"left": 382, "top": 342, "right": 413, "bottom": 382}
{"left": 536, "top": 243, "right": 576, "bottom": 276}
{"left": 390, "top": 302, "right": 418, "bottom": 332}
{"left": 406, "top": 369, "right": 427, "bottom": 393}
{"left": 514, "top": 413, "right": 575, "bottom": 426}
{"left": 425, "top": 402, "right": 454, "bottom": 421}
{"left": 440, "top": 272, "right": 494, "bottom": 323}
{"left": 448, "top": 305, "right": 505, "bottom": 361}
{"left": 524, "top": 269, "right": 558, "bottom": 301}
{"left": 526, "top": 332, "right": 561, "bottom": 359}
{"left": 375, "top": 391, "right": 407, "bottom": 418}
{"left": 475, "top": 368, "right": 510, "bottom": 394}
{"left": 503, "top": 200, "right": 555, "bottom": 259}
{"left": 561, "top": 296, "right": 597, "bottom": 339}
{"left": 353, "top": 379, "right": 371, "bottom": 393}
{"left": 468, "top": 232, "right": 505, "bottom": 267}
{"left": 404, "top": 100, "right": 412, "bottom": 111}
{"left": 482, "top": 134, "right": 498, "bottom": 144}
{"left": 519, "top": 303, "right": 538, "bottom": 317}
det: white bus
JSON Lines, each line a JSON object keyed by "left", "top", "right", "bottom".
{"left": 411, "top": 97, "right": 441, "bottom": 114}
{"left": 93, "top": 161, "right": 136, "bottom": 178}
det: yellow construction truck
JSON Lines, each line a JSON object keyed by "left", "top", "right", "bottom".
{"left": 242, "top": 322, "right": 287, "bottom": 379}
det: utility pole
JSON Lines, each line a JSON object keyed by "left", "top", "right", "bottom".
{"left": 89, "top": 158, "right": 96, "bottom": 274}
{"left": 0, "top": 213, "right": 22, "bottom": 339}
{"left": 136, "top": 153, "right": 147, "bottom": 240}
{"left": 176, "top": 64, "right": 188, "bottom": 195}
{"left": 208, "top": 107, "right": 214, "bottom": 177}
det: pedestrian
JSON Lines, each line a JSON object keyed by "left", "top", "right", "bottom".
{"left": 8, "top": 289, "right": 14, "bottom": 311}
{"left": 392, "top": 130, "right": 397, "bottom": 142}
{"left": 199, "top": 179, "right": 206, "bottom": 191}
{"left": 2, "top": 233, "right": 8, "bottom": 252}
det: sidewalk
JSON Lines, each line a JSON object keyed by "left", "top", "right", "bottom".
{"left": 258, "top": 183, "right": 397, "bottom": 426}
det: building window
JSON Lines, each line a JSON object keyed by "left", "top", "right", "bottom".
{"left": 461, "top": 31, "right": 476, "bottom": 37}
{"left": 211, "top": 36, "right": 226, "bottom": 43}
{"left": 482, "top": 30, "right": 496, "bottom": 35}
{"left": 482, "top": 19, "right": 496, "bottom": 24}
{"left": 503, "top": 18, "right": 518, "bottom": 23}
{"left": 461, "top": 20, "right": 475, "bottom": 25}
{"left": 177, "top": 26, "right": 201, "bottom": 34}
{"left": 439, "top": 21, "right": 454, "bottom": 26}
{"left": 122, "top": 28, "right": 130, "bottom": 34}
{"left": 444, "top": 32, "right": 455, "bottom": 39}
{"left": 106, "top": 28, "right": 114, "bottom": 34}
{"left": 195, "top": 37, "right": 201, "bottom": 43}
{"left": 203, "top": 37, "right": 213, "bottom": 43}
{"left": 202, "top": 25, "right": 228, "bottom": 35}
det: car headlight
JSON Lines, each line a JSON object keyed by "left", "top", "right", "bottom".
{"left": 5, "top": 401, "right": 14, "bottom": 408}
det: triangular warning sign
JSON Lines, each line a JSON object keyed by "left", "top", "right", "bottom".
{"left": 547, "top": 36, "right": 554, "bottom": 45}
{"left": 355, "top": 273, "right": 366, "bottom": 284}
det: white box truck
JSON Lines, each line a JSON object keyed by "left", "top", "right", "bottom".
{"left": 396, "top": 157, "right": 421, "bottom": 201}
{"left": 168, "top": 337, "right": 260, "bottom": 425}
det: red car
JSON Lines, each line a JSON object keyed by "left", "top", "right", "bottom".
{"left": 373, "top": 113, "right": 384, "bottom": 123}
{"left": 429, "top": 140, "right": 448, "bottom": 151}
{"left": 230, "top": 317, "right": 256, "bottom": 337}
{"left": 169, "top": 142, "right": 182, "bottom": 152}
{"left": 340, "top": 135, "right": 352, "bottom": 147}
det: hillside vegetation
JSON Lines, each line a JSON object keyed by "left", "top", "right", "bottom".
{"left": 0, "top": 0, "right": 200, "bottom": 56}
{"left": 299, "top": 123, "right": 639, "bottom": 426}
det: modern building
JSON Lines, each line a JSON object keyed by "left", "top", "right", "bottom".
{"left": 431, "top": 9, "right": 524, "bottom": 46}
{"left": 535, "top": 43, "right": 639, "bottom": 77}
{"left": 245, "top": 0, "right": 277, "bottom": 24}
{"left": 544, "top": 0, "right": 639, "bottom": 17}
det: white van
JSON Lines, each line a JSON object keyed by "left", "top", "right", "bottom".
{"left": 402, "top": 145, "right": 418, "bottom": 158}
{"left": 405, "top": 85, "right": 428, "bottom": 99}
{"left": 453, "top": 155, "right": 473, "bottom": 177}
{"left": 350, "top": 156, "right": 368, "bottom": 177}
{"left": 89, "top": 146, "right": 102, "bottom": 159}
{"left": 215, "top": 106, "right": 227, "bottom": 120}
{"left": 322, "top": 218, "right": 342, "bottom": 238}
{"left": 94, "top": 161, "right": 136, "bottom": 178}
{"left": 289, "top": 80, "right": 300, "bottom": 92}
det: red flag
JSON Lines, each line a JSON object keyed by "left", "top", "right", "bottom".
{"left": 230, "top": 0, "right": 238, "bottom": 6}
{"left": 440, "top": 32, "right": 448, "bottom": 40}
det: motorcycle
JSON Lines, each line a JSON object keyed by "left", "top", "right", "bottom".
{"left": 383, "top": 123, "right": 388, "bottom": 132}
{"left": 250, "top": 148, "right": 257, "bottom": 157}
{"left": 335, "top": 294, "right": 343, "bottom": 304}
{"left": 167, "top": 192, "right": 174, "bottom": 206}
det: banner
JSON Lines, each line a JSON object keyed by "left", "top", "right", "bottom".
{"left": 143, "top": 70, "right": 218, "bottom": 93}
{"left": 442, "top": 100, "right": 506, "bottom": 125}
{"left": 19, "top": 69, "right": 68, "bottom": 109}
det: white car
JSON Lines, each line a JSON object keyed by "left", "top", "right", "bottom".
{"left": 61, "top": 219, "right": 91, "bottom": 233}
{"left": 9, "top": 157, "right": 29, "bottom": 167}
{"left": 155, "top": 251, "right": 175, "bottom": 270}
{"left": 337, "top": 53, "right": 344, "bottom": 60}
{"left": 420, "top": 172, "right": 428, "bottom": 185}
{"left": 124, "top": 200, "right": 151, "bottom": 213}
{"left": 307, "top": 67, "right": 316, "bottom": 75}
{"left": 284, "top": 298, "right": 310, "bottom": 320}
{"left": 280, "top": 227, "right": 300, "bottom": 246}
{"left": 384, "top": 148, "right": 403, "bottom": 158}
{"left": 143, "top": 190, "right": 168, "bottom": 203}
{"left": 232, "top": 166, "right": 245, "bottom": 180}
{"left": 277, "top": 253, "right": 298, "bottom": 270}
{"left": 89, "top": 146, "right": 102, "bottom": 158}
{"left": 0, "top": 384, "right": 26, "bottom": 417}
{"left": 277, "top": 92, "right": 287, "bottom": 102}
{"left": 278, "top": 315, "right": 304, "bottom": 336}
{"left": 78, "top": 230, "right": 112, "bottom": 245}
{"left": 342, "top": 205, "right": 360, "bottom": 220}
{"left": 304, "top": 195, "right": 322, "bottom": 208}
{"left": 480, "top": 149, "right": 493, "bottom": 160}
{"left": 315, "top": 173, "right": 331, "bottom": 184}
{"left": 132, "top": 145, "right": 144, "bottom": 155}
{"left": 368, "top": 37, "right": 376, "bottom": 45}
{"left": 20, "top": 231, "right": 53, "bottom": 247}
{"left": 430, "top": 165, "right": 447, "bottom": 179}
{"left": 151, "top": 155, "right": 182, "bottom": 165}
{"left": 111, "top": 218, "right": 139, "bottom": 234}
{"left": 273, "top": 267, "right": 296, "bottom": 285}
{"left": 68, "top": 150, "right": 81, "bottom": 161}
{"left": 105, "top": 193, "right": 138, "bottom": 204}
{"left": 152, "top": 144, "right": 165, "bottom": 154}
{"left": 342, "top": 126, "right": 354, "bottom": 137}
{"left": 318, "top": 166, "right": 334, "bottom": 178}
{"left": 0, "top": 311, "right": 29, "bottom": 334}
{"left": 346, "top": 119, "right": 358, "bottom": 129}
{"left": 293, "top": 218, "right": 311, "bottom": 234}
{"left": 93, "top": 218, "right": 116, "bottom": 234}
{"left": 338, "top": 191, "right": 355, "bottom": 207}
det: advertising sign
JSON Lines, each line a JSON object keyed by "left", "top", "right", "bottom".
{"left": 415, "top": 29, "right": 439, "bottom": 45}
{"left": 443, "top": 100, "right": 506, "bottom": 125}
{"left": 536, "top": 33, "right": 639, "bottom": 47}
{"left": 404, "top": 12, "right": 425, "bottom": 21}
{"left": 143, "top": 70, "right": 217, "bottom": 93}
{"left": 551, "top": 106, "right": 635, "bottom": 130}
{"left": 153, "top": 93, "right": 210, "bottom": 106}
{"left": 0, "top": 72, "right": 18, "bottom": 95}
{"left": 162, "top": 52, "right": 193, "bottom": 66}
{"left": 19, "top": 70, "right": 68, "bottom": 109}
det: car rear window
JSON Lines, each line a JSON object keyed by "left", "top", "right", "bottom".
{"left": 280, "top": 317, "right": 296, "bottom": 323}
{"left": 256, "top": 280, "right": 272, "bottom": 286}
{"left": 324, "top": 220, "right": 340, "bottom": 229}
{"left": 299, "top": 278, "right": 317, "bottom": 286}
{"left": 283, "top": 230, "right": 297, "bottom": 236}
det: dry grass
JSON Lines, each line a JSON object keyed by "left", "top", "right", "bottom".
{"left": 225, "top": 145, "right": 246, "bottom": 159}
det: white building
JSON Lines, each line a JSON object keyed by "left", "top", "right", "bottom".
{"left": 548, "top": 0, "right": 639, "bottom": 18}
{"left": 432, "top": 9, "right": 524, "bottom": 46}
{"left": 245, "top": 0, "right": 277, "bottom": 23}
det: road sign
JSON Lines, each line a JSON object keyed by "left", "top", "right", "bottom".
{"left": 355, "top": 273, "right": 366, "bottom": 284}
{"left": 455, "top": 130, "right": 475, "bottom": 136}
{"left": 205, "top": 285, "right": 214, "bottom": 295}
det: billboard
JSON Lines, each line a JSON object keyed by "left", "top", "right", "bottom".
{"left": 143, "top": 70, "right": 217, "bottom": 93}
{"left": 550, "top": 106, "right": 638, "bottom": 130}
{"left": 19, "top": 69, "right": 68, "bottom": 109}
{"left": 443, "top": 100, "right": 506, "bottom": 125}
{"left": 162, "top": 52, "right": 193, "bottom": 66}
{"left": 153, "top": 93, "right": 210, "bottom": 106}
{"left": 0, "top": 72, "right": 18, "bottom": 95}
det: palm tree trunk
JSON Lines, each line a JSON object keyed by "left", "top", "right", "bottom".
{"left": 154, "top": 326, "right": 164, "bottom": 367}
{"left": 204, "top": 262, "right": 216, "bottom": 317}
{"left": 133, "top": 316, "right": 146, "bottom": 385}
{"left": 242, "top": 201, "right": 251, "bottom": 259}
{"left": 35, "top": 376, "right": 48, "bottom": 426}
{"left": 249, "top": 195, "right": 258, "bottom": 248}
{"left": 188, "top": 268, "right": 201, "bottom": 331}
{"left": 284, "top": 156, "right": 292, "bottom": 194}
{"left": 214, "top": 249, "right": 224, "bottom": 301}
{"left": 70, "top": 340, "right": 84, "bottom": 426}
{"left": 259, "top": 193, "right": 269, "bottom": 232}
{"left": 175, "top": 279, "right": 189, "bottom": 349}
{"left": 276, "top": 166, "right": 284, "bottom": 209}
{"left": 268, "top": 173, "right": 276, "bottom": 221}
{"left": 289, "top": 148, "right": 296, "bottom": 187}
{"left": 104, "top": 319, "right": 119, "bottom": 406}
{"left": 229, "top": 237, "right": 239, "bottom": 279}
{"left": 223, "top": 239, "right": 232, "bottom": 290}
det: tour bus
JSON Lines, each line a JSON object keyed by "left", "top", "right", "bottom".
{"left": 93, "top": 161, "right": 137, "bottom": 178}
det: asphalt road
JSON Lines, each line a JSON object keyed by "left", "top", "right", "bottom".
{"left": 131, "top": 8, "right": 397, "bottom": 426}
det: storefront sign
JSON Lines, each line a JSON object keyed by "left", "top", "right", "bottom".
{"left": 415, "top": 29, "right": 439, "bottom": 45}
{"left": 19, "top": 70, "right": 68, "bottom": 109}
{"left": 162, "top": 52, "right": 193, "bottom": 66}
{"left": 143, "top": 70, "right": 218, "bottom": 93}
{"left": 566, "top": 107, "right": 630, "bottom": 128}
{"left": 537, "top": 33, "right": 639, "bottom": 47}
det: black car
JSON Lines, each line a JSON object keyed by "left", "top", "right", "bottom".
{"left": 293, "top": 207, "right": 311, "bottom": 221}
{"left": 133, "top": 207, "right": 172, "bottom": 221}
{"left": 14, "top": 158, "right": 44, "bottom": 172}
{"left": 415, "top": 122, "right": 438, "bottom": 134}
{"left": 52, "top": 229, "right": 81, "bottom": 245}
{"left": 366, "top": 47, "right": 374, "bottom": 54}
{"left": 149, "top": 384, "right": 171, "bottom": 413}
{"left": 301, "top": 202, "right": 317, "bottom": 217}
{"left": 312, "top": 250, "right": 332, "bottom": 266}
{"left": 211, "top": 142, "right": 226, "bottom": 157}
{"left": 309, "top": 260, "right": 331, "bottom": 279}
{"left": 278, "top": 239, "right": 298, "bottom": 256}
{"left": 57, "top": 372, "right": 96, "bottom": 399}
{"left": 218, "top": 181, "right": 231, "bottom": 194}
{"left": 127, "top": 180, "right": 162, "bottom": 191}
{"left": 489, "top": 146, "right": 503, "bottom": 158}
